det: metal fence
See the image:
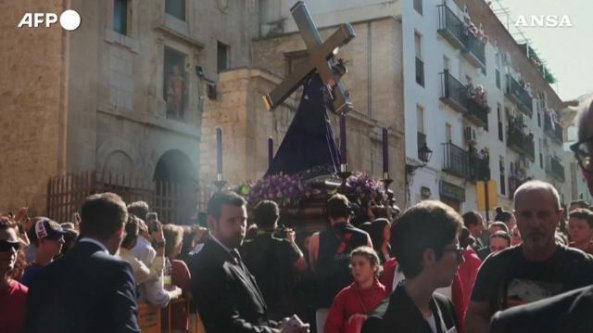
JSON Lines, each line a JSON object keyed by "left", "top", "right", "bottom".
{"left": 47, "top": 170, "right": 210, "bottom": 225}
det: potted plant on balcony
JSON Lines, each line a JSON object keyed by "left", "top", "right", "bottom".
{"left": 468, "top": 85, "right": 490, "bottom": 110}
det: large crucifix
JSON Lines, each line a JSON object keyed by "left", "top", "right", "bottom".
{"left": 263, "top": 1, "right": 355, "bottom": 114}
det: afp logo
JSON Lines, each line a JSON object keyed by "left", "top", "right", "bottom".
{"left": 17, "top": 10, "right": 81, "bottom": 30}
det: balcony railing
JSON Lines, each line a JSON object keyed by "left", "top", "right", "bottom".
{"left": 462, "top": 32, "right": 486, "bottom": 68}
{"left": 437, "top": 4, "right": 465, "bottom": 49}
{"left": 507, "top": 119, "right": 535, "bottom": 161}
{"left": 468, "top": 152, "right": 490, "bottom": 181}
{"left": 505, "top": 75, "right": 533, "bottom": 117}
{"left": 466, "top": 95, "right": 489, "bottom": 129}
{"left": 442, "top": 142, "right": 469, "bottom": 178}
{"left": 417, "top": 131, "right": 427, "bottom": 147}
{"left": 546, "top": 156, "right": 565, "bottom": 182}
{"left": 437, "top": 4, "right": 485, "bottom": 68}
{"left": 543, "top": 112, "right": 563, "bottom": 144}
{"left": 508, "top": 174, "right": 527, "bottom": 199}
{"left": 416, "top": 57, "right": 424, "bottom": 86}
{"left": 440, "top": 70, "right": 467, "bottom": 113}
{"left": 440, "top": 70, "right": 489, "bottom": 128}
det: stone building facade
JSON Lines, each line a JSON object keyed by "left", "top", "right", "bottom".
{"left": 1, "top": 0, "right": 407, "bottom": 216}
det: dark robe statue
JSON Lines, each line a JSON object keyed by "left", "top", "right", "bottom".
{"left": 265, "top": 74, "right": 341, "bottom": 177}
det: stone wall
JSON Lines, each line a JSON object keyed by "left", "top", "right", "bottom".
{"left": 0, "top": 0, "right": 65, "bottom": 215}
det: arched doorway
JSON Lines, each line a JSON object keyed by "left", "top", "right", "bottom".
{"left": 153, "top": 150, "right": 197, "bottom": 224}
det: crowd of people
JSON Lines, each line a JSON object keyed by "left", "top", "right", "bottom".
{"left": 2, "top": 102, "right": 593, "bottom": 333}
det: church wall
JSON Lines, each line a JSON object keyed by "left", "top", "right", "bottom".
{"left": 199, "top": 68, "right": 297, "bottom": 187}
{"left": 0, "top": 0, "right": 65, "bottom": 215}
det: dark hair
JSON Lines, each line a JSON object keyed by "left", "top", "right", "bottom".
{"left": 462, "top": 211, "right": 482, "bottom": 228}
{"left": 207, "top": 191, "right": 246, "bottom": 220}
{"left": 60, "top": 229, "right": 79, "bottom": 256}
{"left": 253, "top": 200, "right": 279, "bottom": 228}
{"left": 391, "top": 200, "right": 463, "bottom": 278}
{"left": 80, "top": 192, "right": 128, "bottom": 240}
{"left": 459, "top": 227, "right": 475, "bottom": 248}
{"left": 569, "top": 208, "right": 593, "bottom": 229}
{"left": 368, "top": 218, "right": 390, "bottom": 253}
{"left": 494, "top": 207, "right": 514, "bottom": 225}
{"left": 489, "top": 221, "right": 510, "bottom": 234}
{"left": 570, "top": 200, "right": 590, "bottom": 210}
{"left": 121, "top": 215, "right": 140, "bottom": 249}
{"left": 163, "top": 224, "right": 184, "bottom": 258}
{"left": 127, "top": 201, "right": 149, "bottom": 220}
{"left": 577, "top": 99, "right": 593, "bottom": 141}
{"left": 490, "top": 230, "right": 511, "bottom": 245}
{"left": 327, "top": 194, "right": 351, "bottom": 219}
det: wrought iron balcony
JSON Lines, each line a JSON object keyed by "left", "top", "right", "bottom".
{"left": 417, "top": 131, "right": 427, "bottom": 149}
{"left": 507, "top": 119, "right": 535, "bottom": 161}
{"left": 505, "top": 75, "right": 533, "bottom": 117}
{"left": 440, "top": 70, "right": 467, "bottom": 114}
{"left": 546, "top": 156, "right": 565, "bottom": 182}
{"left": 437, "top": 4, "right": 485, "bottom": 68}
{"left": 466, "top": 94, "right": 489, "bottom": 129}
{"left": 440, "top": 70, "right": 489, "bottom": 129}
{"left": 442, "top": 142, "right": 469, "bottom": 178}
{"left": 468, "top": 151, "right": 490, "bottom": 182}
{"left": 437, "top": 4, "right": 465, "bottom": 49}
{"left": 462, "top": 32, "right": 486, "bottom": 68}
{"left": 543, "top": 112, "right": 563, "bottom": 144}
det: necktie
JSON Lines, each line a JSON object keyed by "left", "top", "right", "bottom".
{"left": 230, "top": 249, "right": 243, "bottom": 266}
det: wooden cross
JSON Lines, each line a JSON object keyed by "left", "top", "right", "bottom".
{"left": 263, "top": 1, "right": 355, "bottom": 114}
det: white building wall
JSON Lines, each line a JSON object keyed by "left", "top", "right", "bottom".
{"left": 258, "top": 0, "right": 568, "bottom": 214}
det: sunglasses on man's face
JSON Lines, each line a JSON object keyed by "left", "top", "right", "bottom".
{"left": 0, "top": 240, "right": 20, "bottom": 252}
{"left": 570, "top": 136, "right": 593, "bottom": 173}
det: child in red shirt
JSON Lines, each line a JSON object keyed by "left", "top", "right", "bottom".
{"left": 325, "top": 246, "right": 389, "bottom": 333}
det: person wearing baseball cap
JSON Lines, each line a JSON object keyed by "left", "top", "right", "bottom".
{"left": 20, "top": 219, "right": 65, "bottom": 287}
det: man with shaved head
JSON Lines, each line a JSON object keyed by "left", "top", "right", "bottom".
{"left": 465, "top": 180, "right": 593, "bottom": 333}
{"left": 489, "top": 97, "right": 593, "bottom": 332}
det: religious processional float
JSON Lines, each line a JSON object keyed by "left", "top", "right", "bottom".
{"left": 216, "top": 2, "right": 395, "bottom": 232}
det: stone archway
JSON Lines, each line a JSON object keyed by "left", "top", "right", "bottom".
{"left": 153, "top": 149, "right": 195, "bottom": 183}
{"left": 153, "top": 150, "right": 197, "bottom": 224}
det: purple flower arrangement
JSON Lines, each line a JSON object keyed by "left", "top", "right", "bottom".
{"left": 234, "top": 172, "right": 385, "bottom": 209}
{"left": 346, "top": 172, "right": 384, "bottom": 202}
{"left": 236, "top": 173, "right": 318, "bottom": 209}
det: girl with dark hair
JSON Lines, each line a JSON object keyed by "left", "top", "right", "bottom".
{"left": 368, "top": 218, "right": 392, "bottom": 264}
{"left": 494, "top": 207, "right": 516, "bottom": 230}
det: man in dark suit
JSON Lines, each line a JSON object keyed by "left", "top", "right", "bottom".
{"left": 24, "top": 192, "right": 140, "bottom": 333}
{"left": 490, "top": 96, "right": 593, "bottom": 333}
{"left": 190, "top": 191, "right": 307, "bottom": 333}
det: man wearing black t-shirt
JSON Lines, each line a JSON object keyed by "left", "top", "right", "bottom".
{"left": 465, "top": 180, "right": 593, "bottom": 333}
{"left": 240, "top": 200, "right": 307, "bottom": 320}
{"left": 486, "top": 96, "right": 593, "bottom": 333}
{"left": 307, "top": 194, "right": 372, "bottom": 333}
